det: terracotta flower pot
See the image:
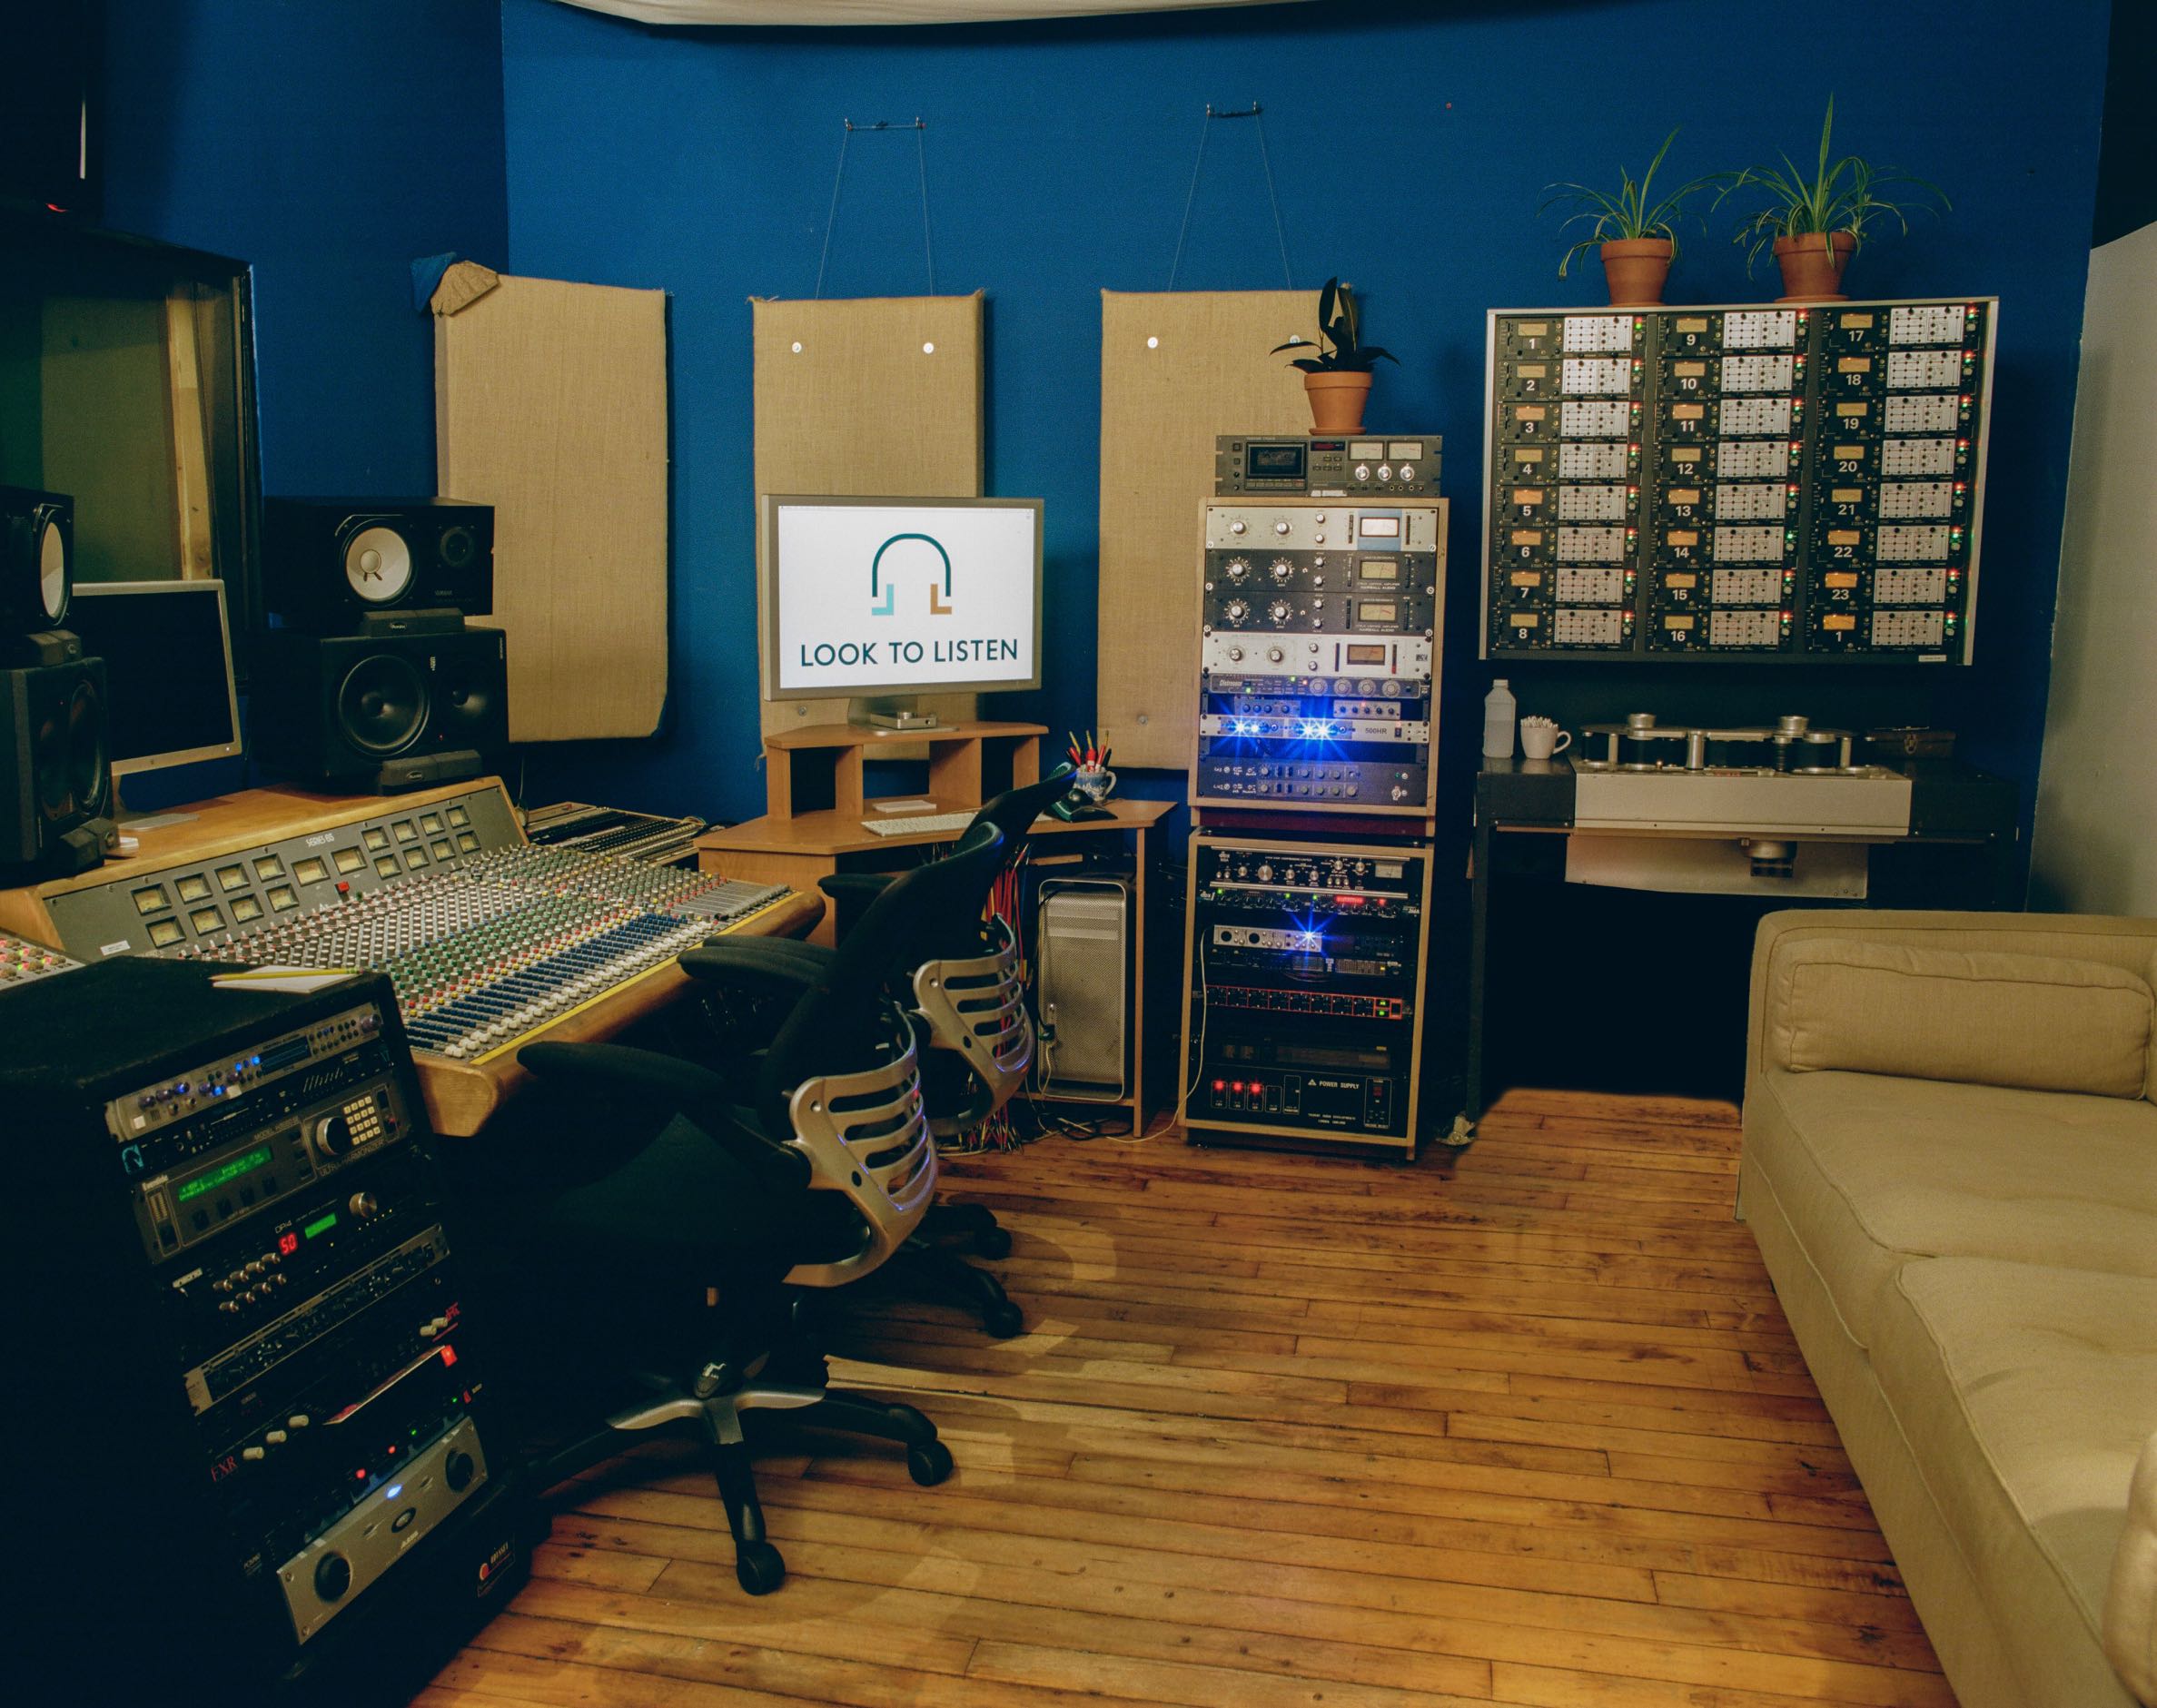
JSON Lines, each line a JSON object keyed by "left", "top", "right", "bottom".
{"left": 1774, "top": 232, "right": 1856, "bottom": 301}
{"left": 1599, "top": 238, "right": 1673, "bottom": 307}
{"left": 1304, "top": 370, "right": 1373, "bottom": 433}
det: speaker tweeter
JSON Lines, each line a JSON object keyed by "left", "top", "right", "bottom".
{"left": 262, "top": 498, "right": 494, "bottom": 633}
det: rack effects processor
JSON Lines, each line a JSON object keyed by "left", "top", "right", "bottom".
{"left": 1481, "top": 299, "right": 1995, "bottom": 662}
{"left": 0, "top": 960, "right": 525, "bottom": 1697}
{"left": 1193, "top": 499, "right": 1446, "bottom": 815}
{"left": 1180, "top": 834, "right": 1432, "bottom": 1151}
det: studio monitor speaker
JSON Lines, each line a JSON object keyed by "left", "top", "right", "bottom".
{"left": 251, "top": 627, "right": 509, "bottom": 792}
{"left": 0, "top": 654, "right": 114, "bottom": 878}
{"left": 2, "top": 486, "right": 74, "bottom": 637}
{"left": 262, "top": 498, "right": 494, "bottom": 633}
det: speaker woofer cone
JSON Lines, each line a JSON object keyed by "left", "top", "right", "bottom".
{"left": 66, "top": 676, "right": 107, "bottom": 817}
{"left": 342, "top": 523, "right": 416, "bottom": 607}
{"left": 38, "top": 509, "right": 70, "bottom": 626}
{"left": 336, "top": 655, "right": 430, "bottom": 755}
{"left": 436, "top": 666, "right": 495, "bottom": 731}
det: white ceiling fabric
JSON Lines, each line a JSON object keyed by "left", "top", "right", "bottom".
{"left": 550, "top": 0, "right": 1302, "bottom": 25}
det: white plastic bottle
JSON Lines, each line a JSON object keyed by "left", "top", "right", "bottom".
{"left": 1482, "top": 678, "right": 1518, "bottom": 760}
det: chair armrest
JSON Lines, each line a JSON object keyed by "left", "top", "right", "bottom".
{"left": 516, "top": 1041, "right": 812, "bottom": 1195}
{"left": 680, "top": 938, "right": 834, "bottom": 1006}
{"left": 817, "top": 872, "right": 897, "bottom": 945}
{"left": 1746, "top": 917, "right": 2157, "bottom": 1100}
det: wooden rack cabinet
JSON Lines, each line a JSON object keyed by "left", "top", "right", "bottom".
{"left": 762, "top": 721, "right": 1044, "bottom": 823}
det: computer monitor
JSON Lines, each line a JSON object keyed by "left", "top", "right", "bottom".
{"left": 759, "top": 495, "right": 1043, "bottom": 724}
{"left": 65, "top": 579, "right": 242, "bottom": 776}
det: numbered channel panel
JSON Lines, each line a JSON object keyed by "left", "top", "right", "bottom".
{"left": 1483, "top": 299, "right": 1994, "bottom": 662}
{"left": 1489, "top": 312, "right": 1646, "bottom": 653}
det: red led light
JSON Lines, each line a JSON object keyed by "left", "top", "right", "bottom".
{"left": 277, "top": 1231, "right": 300, "bottom": 1257}
{"left": 440, "top": 1344, "right": 459, "bottom": 1368}
{"left": 355, "top": 1468, "right": 368, "bottom": 1481}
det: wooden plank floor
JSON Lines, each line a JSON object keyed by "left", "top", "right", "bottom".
{"left": 420, "top": 1089, "right": 1952, "bottom": 1708}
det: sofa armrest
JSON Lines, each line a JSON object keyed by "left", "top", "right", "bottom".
{"left": 1746, "top": 912, "right": 2157, "bottom": 1101}
{"left": 2110, "top": 1429, "right": 2157, "bottom": 1708}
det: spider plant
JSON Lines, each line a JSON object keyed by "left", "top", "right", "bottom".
{"left": 1271, "top": 278, "right": 1395, "bottom": 372}
{"left": 1720, "top": 95, "right": 1950, "bottom": 274}
{"left": 1541, "top": 129, "right": 1722, "bottom": 280}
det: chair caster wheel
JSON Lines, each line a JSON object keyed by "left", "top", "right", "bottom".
{"left": 984, "top": 1299, "right": 1024, "bottom": 1338}
{"left": 907, "top": 1441, "right": 954, "bottom": 1486}
{"left": 974, "top": 1228, "right": 1013, "bottom": 1259}
{"left": 735, "top": 1540, "right": 786, "bottom": 1595}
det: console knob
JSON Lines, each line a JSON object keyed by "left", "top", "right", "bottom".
{"left": 1267, "top": 600, "right": 1292, "bottom": 624}
{"left": 1273, "top": 520, "right": 1290, "bottom": 536}
{"left": 313, "top": 1553, "right": 352, "bottom": 1603}
{"left": 1229, "top": 519, "right": 1246, "bottom": 534}
{"left": 1224, "top": 558, "right": 1250, "bottom": 581}
{"left": 348, "top": 1191, "right": 380, "bottom": 1220}
{"left": 445, "top": 1450, "right": 477, "bottom": 1493}
{"left": 1269, "top": 559, "right": 1292, "bottom": 582}
{"left": 1225, "top": 646, "right": 1244, "bottom": 662}
{"left": 316, "top": 1114, "right": 354, "bottom": 1157}
{"left": 1222, "top": 599, "right": 1249, "bottom": 626}
{"left": 1266, "top": 647, "right": 1284, "bottom": 664}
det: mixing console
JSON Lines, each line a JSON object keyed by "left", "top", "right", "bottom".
{"left": 165, "top": 847, "right": 787, "bottom": 1061}
{"left": 523, "top": 800, "right": 707, "bottom": 865}
{"left": 0, "top": 928, "right": 79, "bottom": 990}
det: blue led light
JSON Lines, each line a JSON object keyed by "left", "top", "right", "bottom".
{"left": 1300, "top": 719, "right": 1333, "bottom": 741}
{"left": 383, "top": 1483, "right": 404, "bottom": 1501}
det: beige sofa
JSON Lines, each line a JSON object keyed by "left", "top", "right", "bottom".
{"left": 1740, "top": 910, "right": 2157, "bottom": 1708}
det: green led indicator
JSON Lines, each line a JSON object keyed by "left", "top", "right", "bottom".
{"left": 303, "top": 1210, "right": 340, "bottom": 1239}
{"left": 176, "top": 1146, "right": 272, "bottom": 1205}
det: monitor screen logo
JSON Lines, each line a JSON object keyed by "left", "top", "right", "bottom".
{"left": 869, "top": 533, "right": 953, "bottom": 617}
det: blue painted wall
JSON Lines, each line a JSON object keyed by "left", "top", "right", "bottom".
{"left": 100, "top": 0, "right": 510, "bottom": 497}
{"left": 500, "top": 0, "right": 2112, "bottom": 853}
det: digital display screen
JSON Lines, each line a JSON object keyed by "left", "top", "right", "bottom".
{"left": 1248, "top": 444, "right": 1305, "bottom": 479}
{"left": 61, "top": 582, "right": 239, "bottom": 771}
{"left": 1345, "top": 645, "right": 1386, "bottom": 665}
{"left": 1357, "top": 558, "right": 1400, "bottom": 582}
{"left": 304, "top": 1209, "right": 339, "bottom": 1239}
{"left": 178, "top": 1145, "right": 272, "bottom": 1204}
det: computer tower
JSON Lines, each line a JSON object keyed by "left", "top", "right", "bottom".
{"left": 1034, "top": 876, "right": 1131, "bottom": 1099}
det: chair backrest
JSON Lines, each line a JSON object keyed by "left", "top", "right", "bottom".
{"left": 761, "top": 824, "right": 1006, "bottom": 1285}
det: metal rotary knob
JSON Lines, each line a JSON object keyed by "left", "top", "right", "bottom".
{"left": 1221, "top": 599, "right": 1250, "bottom": 625}
{"left": 1265, "top": 646, "right": 1285, "bottom": 664}
{"left": 1266, "top": 599, "right": 1292, "bottom": 624}
{"left": 1229, "top": 518, "right": 1247, "bottom": 534}
{"left": 1268, "top": 559, "right": 1293, "bottom": 583}
{"left": 1272, "top": 519, "right": 1291, "bottom": 535}
{"left": 1223, "top": 558, "right": 1251, "bottom": 581}
{"left": 315, "top": 1113, "right": 355, "bottom": 1156}
{"left": 1225, "top": 646, "right": 1244, "bottom": 662}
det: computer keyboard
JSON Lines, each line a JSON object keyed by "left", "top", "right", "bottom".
{"left": 860, "top": 811, "right": 979, "bottom": 839}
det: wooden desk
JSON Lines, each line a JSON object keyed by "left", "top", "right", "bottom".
{"left": 696, "top": 797, "right": 1172, "bottom": 1128}
{"left": 0, "top": 778, "right": 824, "bottom": 1138}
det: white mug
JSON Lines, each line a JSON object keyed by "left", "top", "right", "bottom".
{"left": 1520, "top": 721, "right": 1571, "bottom": 761}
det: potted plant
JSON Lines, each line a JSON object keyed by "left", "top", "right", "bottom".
{"left": 1271, "top": 278, "right": 1394, "bottom": 433}
{"left": 1722, "top": 96, "right": 1949, "bottom": 301}
{"left": 1541, "top": 129, "right": 1720, "bottom": 307}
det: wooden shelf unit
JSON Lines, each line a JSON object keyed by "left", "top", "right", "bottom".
{"left": 762, "top": 720, "right": 1045, "bottom": 823}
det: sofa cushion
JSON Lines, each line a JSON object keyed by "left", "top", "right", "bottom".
{"left": 1768, "top": 939, "right": 2155, "bottom": 1099}
{"left": 2110, "top": 1431, "right": 2157, "bottom": 1707}
{"left": 1873, "top": 1259, "right": 2157, "bottom": 1708}
{"left": 1746, "top": 1068, "right": 2157, "bottom": 1348}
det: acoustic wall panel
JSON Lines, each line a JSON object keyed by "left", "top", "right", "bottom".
{"left": 433, "top": 263, "right": 669, "bottom": 741}
{"left": 1098, "top": 290, "right": 1313, "bottom": 771}
{"left": 752, "top": 293, "right": 985, "bottom": 738}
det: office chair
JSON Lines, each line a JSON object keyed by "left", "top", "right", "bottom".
{"left": 464, "top": 824, "right": 1006, "bottom": 1596}
{"left": 817, "top": 762, "right": 1078, "bottom": 1336}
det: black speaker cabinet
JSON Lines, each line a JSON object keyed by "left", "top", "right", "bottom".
{"left": 0, "top": 653, "right": 114, "bottom": 877}
{"left": 262, "top": 497, "right": 494, "bottom": 632}
{"left": 252, "top": 627, "right": 509, "bottom": 791}
{"left": 2, "top": 485, "right": 74, "bottom": 637}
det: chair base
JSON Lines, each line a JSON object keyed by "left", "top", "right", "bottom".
{"left": 888, "top": 1235, "right": 1025, "bottom": 1338}
{"left": 536, "top": 1359, "right": 953, "bottom": 1596}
